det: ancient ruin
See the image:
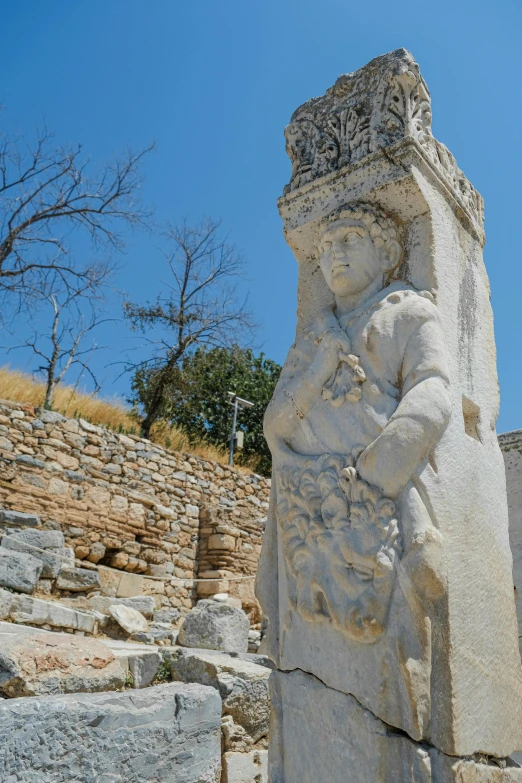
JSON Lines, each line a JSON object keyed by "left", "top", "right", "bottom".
{"left": 257, "top": 49, "right": 522, "bottom": 781}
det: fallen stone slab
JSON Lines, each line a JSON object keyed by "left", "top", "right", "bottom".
{"left": 0, "top": 509, "right": 40, "bottom": 528}
{"left": 178, "top": 599, "right": 250, "bottom": 653}
{"left": 109, "top": 603, "right": 149, "bottom": 634}
{"left": 0, "top": 630, "right": 126, "bottom": 697}
{"left": 0, "top": 620, "right": 50, "bottom": 635}
{"left": 0, "top": 682, "right": 222, "bottom": 782}
{"left": 88, "top": 594, "right": 156, "bottom": 618}
{"left": 171, "top": 647, "right": 270, "bottom": 744}
{"left": 56, "top": 566, "right": 101, "bottom": 592}
{"left": 222, "top": 750, "right": 268, "bottom": 783}
{"left": 0, "top": 548, "right": 43, "bottom": 593}
{"left": 2, "top": 529, "right": 65, "bottom": 549}
{"left": 1, "top": 533, "right": 73, "bottom": 578}
{"left": 9, "top": 594, "right": 96, "bottom": 633}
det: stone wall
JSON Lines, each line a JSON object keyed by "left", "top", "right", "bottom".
{"left": 499, "top": 429, "right": 522, "bottom": 652}
{"left": 197, "top": 505, "right": 264, "bottom": 624}
{"left": 0, "top": 398, "right": 270, "bottom": 618}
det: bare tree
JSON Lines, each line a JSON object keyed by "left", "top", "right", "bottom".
{"left": 0, "top": 122, "right": 153, "bottom": 313}
{"left": 123, "top": 217, "right": 255, "bottom": 438}
{"left": 6, "top": 280, "right": 112, "bottom": 409}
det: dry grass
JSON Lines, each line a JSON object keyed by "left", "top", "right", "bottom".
{"left": 0, "top": 365, "right": 239, "bottom": 468}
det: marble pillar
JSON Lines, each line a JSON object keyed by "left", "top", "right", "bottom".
{"left": 257, "top": 49, "right": 522, "bottom": 782}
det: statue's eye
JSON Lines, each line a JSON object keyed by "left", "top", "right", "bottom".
{"left": 322, "top": 241, "right": 332, "bottom": 252}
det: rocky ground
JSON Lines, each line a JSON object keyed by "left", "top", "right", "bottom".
{"left": 0, "top": 507, "right": 270, "bottom": 782}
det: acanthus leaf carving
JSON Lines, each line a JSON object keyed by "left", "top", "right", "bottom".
{"left": 282, "top": 49, "right": 484, "bottom": 234}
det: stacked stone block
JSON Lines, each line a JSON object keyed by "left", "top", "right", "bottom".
{"left": 0, "top": 398, "right": 270, "bottom": 618}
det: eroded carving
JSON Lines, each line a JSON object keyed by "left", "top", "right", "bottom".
{"left": 282, "top": 49, "right": 484, "bottom": 233}
{"left": 265, "top": 202, "right": 451, "bottom": 642}
{"left": 277, "top": 455, "right": 402, "bottom": 642}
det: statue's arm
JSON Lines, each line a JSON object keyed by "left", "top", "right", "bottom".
{"left": 264, "top": 320, "right": 351, "bottom": 451}
{"left": 356, "top": 314, "right": 451, "bottom": 498}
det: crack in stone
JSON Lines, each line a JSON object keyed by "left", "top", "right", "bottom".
{"left": 275, "top": 665, "right": 519, "bottom": 769}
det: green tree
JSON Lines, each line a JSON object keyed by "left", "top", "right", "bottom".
{"left": 123, "top": 218, "right": 255, "bottom": 439}
{"left": 130, "top": 346, "right": 281, "bottom": 475}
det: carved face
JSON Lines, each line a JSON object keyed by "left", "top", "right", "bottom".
{"left": 277, "top": 455, "right": 402, "bottom": 644}
{"left": 319, "top": 218, "right": 387, "bottom": 297}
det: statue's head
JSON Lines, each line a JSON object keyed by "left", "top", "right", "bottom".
{"left": 317, "top": 203, "right": 403, "bottom": 297}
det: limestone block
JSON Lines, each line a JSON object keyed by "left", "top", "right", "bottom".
{"left": 170, "top": 647, "right": 270, "bottom": 744}
{"left": 1, "top": 531, "right": 73, "bottom": 578}
{"left": 0, "top": 682, "right": 222, "bottom": 782}
{"left": 98, "top": 566, "right": 121, "bottom": 597}
{"left": 222, "top": 750, "right": 268, "bottom": 783}
{"left": 116, "top": 571, "right": 144, "bottom": 597}
{"left": 0, "top": 630, "right": 125, "bottom": 697}
{"left": 0, "top": 549, "right": 43, "bottom": 593}
{"left": 197, "top": 578, "right": 230, "bottom": 596}
{"left": 2, "top": 529, "right": 64, "bottom": 549}
{"left": 38, "top": 409, "right": 66, "bottom": 424}
{"left": 9, "top": 594, "right": 96, "bottom": 633}
{"left": 268, "top": 670, "right": 522, "bottom": 783}
{"left": 208, "top": 533, "right": 236, "bottom": 551}
{"left": 178, "top": 600, "right": 250, "bottom": 653}
{"left": 128, "top": 649, "right": 161, "bottom": 688}
{"left": 86, "top": 541, "right": 106, "bottom": 563}
{"left": 0, "top": 508, "right": 40, "bottom": 527}
{"left": 56, "top": 566, "right": 101, "bottom": 592}
{"left": 88, "top": 595, "right": 155, "bottom": 618}
{"left": 153, "top": 607, "right": 181, "bottom": 624}
{"left": 109, "top": 603, "right": 149, "bottom": 634}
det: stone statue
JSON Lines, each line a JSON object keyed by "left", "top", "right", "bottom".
{"left": 257, "top": 49, "right": 522, "bottom": 782}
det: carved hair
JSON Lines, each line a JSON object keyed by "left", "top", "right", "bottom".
{"left": 318, "top": 202, "right": 403, "bottom": 275}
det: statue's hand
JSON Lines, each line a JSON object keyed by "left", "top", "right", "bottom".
{"left": 309, "top": 327, "right": 353, "bottom": 386}
{"left": 355, "top": 447, "right": 404, "bottom": 499}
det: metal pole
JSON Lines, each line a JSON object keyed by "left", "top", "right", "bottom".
{"left": 229, "top": 395, "right": 238, "bottom": 466}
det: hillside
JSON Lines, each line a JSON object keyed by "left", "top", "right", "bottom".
{"left": 0, "top": 366, "right": 232, "bottom": 467}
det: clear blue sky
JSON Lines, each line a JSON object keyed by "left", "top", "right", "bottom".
{"left": 1, "top": 0, "right": 521, "bottom": 433}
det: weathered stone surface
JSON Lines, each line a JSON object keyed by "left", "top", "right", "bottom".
{"left": 0, "top": 508, "right": 39, "bottom": 527}
{"left": 179, "top": 600, "right": 250, "bottom": 653}
{"left": 0, "top": 681, "right": 222, "bottom": 781}
{"left": 128, "top": 649, "right": 161, "bottom": 688}
{"left": 0, "top": 548, "right": 43, "bottom": 593}
{"left": 258, "top": 47, "right": 522, "bottom": 767}
{"left": 153, "top": 607, "right": 181, "bottom": 624}
{"left": 109, "top": 603, "right": 149, "bottom": 634}
{"left": 9, "top": 594, "right": 96, "bottom": 632}
{"left": 499, "top": 429, "right": 522, "bottom": 652}
{"left": 269, "top": 670, "right": 522, "bottom": 783}
{"left": 0, "top": 682, "right": 222, "bottom": 782}
{"left": 0, "top": 631, "right": 125, "bottom": 697}
{"left": 2, "top": 529, "right": 64, "bottom": 549}
{"left": 88, "top": 594, "right": 156, "bottom": 619}
{"left": 0, "top": 588, "right": 13, "bottom": 619}
{"left": 0, "top": 620, "right": 50, "bottom": 636}
{"left": 171, "top": 647, "right": 270, "bottom": 744}
{"left": 222, "top": 750, "right": 268, "bottom": 783}
{"left": 56, "top": 566, "right": 101, "bottom": 592}
{"left": 1, "top": 531, "right": 73, "bottom": 578}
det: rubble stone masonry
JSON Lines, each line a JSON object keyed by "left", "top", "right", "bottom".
{"left": 0, "top": 398, "right": 270, "bottom": 617}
